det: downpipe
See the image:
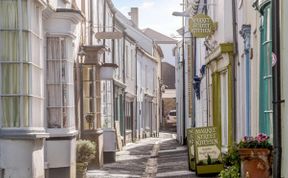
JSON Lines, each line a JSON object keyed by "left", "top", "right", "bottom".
{"left": 231, "top": 0, "right": 238, "bottom": 142}
{"left": 272, "top": 0, "right": 282, "bottom": 177}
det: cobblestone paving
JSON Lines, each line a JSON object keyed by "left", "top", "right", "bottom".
{"left": 87, "top": 130, "right": 217, "bottom": 178}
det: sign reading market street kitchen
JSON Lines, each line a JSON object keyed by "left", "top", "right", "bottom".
{"left": 189, "top": 13, "right": 215, "bottom": 38}
{"left": 194, "top": 127, "right": 221, "bottom": 162}
{"left": 194, "top": 126, "right": 223, "bottom": 174}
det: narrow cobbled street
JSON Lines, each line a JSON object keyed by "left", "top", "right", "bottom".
{"left": 87, "top": 130, "right": 216, "bottom": 178}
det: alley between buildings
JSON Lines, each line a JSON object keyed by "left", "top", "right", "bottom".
{"left": 87, "top": 131, "right": 216, "bottom": 178}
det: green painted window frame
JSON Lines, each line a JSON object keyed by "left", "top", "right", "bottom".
{"left": 212, "top": 67, "right": 233, "bottom": 148}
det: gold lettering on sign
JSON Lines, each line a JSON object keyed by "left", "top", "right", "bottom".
{"left": 189, "top": 14, "right": 215, "bottom": 38}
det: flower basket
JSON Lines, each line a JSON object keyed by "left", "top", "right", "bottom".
{"left": 238, "top": 133, "right": 273, "bottom": 178}
{"left": 238, "top": 148, "right": 271, "bottom": 178}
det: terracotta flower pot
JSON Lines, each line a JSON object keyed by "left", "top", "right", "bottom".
{"left": 238, "top": 148, "right": 272, "bottom": 178}
{"left": 76, "top": 162, "right": 88, "bottom": 178}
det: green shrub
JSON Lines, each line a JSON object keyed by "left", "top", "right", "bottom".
{"left": 219, "top": 145, "right": 240, "bottom": 178}
{"left": 219, "top": 165, "right": 240, "bottom": 178}
{"left": 76, "top": 140, "right": 96, "bottom": 163}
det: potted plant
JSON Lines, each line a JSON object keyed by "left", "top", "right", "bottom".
{"left": 238, "top": 133, "right": 273, "bottom": 178}
{"left": 76, "top": 139, "right": 96, "bottom": 178}
{"left": 219, "top": 145, "right": 240, "bottom": 178}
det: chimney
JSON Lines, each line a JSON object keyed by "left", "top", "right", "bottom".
{"left": 128, "top": 7, "right": 138, "bottom": 27}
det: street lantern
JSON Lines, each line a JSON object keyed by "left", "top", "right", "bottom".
{"left": 77, "top": 46, "right": 86, "bottom": 64}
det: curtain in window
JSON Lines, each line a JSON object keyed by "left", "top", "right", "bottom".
{"left": 101, "top": 80, "right": 113, "bottom": 128}
{"left": 0, "top": 0, "right": 29, "bottom": 127}
{"left": 47, "top": 37, "right": 74, "bottom": 128}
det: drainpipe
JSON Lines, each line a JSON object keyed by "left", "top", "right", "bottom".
{"left": 122, "top": 33, "right": 126, "bottom": 145}
{"left": 89, "top": 0, "right": 93, "bottom": 45}
{"left": 231, "top": 0, "right": 238, "bottom": 142}
{"left": 103, "top": 0, "right": 107, "bottom": 62}
{"left": 135, "top": 46, "right": 138, "bottom": 141}
{"left": 272, "top": 0, "right": 282, "bottom": 177}
{"left": 182, "top": 0, "right": 186, "bottom": 145}
{"left": 240, "top": 25, "right": 251, "bottom": 136}
{"left": 192, "top": 37, "right": 196, "bottom": 127}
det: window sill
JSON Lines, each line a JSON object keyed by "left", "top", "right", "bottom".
{"left": 0, "top": 127, "right": 49, "bottom": 139}
{"left": 47, "top": 128, "right": 78, "bottom": 138}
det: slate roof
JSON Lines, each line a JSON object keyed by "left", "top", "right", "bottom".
{"left": 142, "top": 28, "right": 177, "bottom": 44}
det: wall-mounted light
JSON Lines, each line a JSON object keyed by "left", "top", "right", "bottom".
{"left": 77, "top": 46, "right": 86, "bottom": 64}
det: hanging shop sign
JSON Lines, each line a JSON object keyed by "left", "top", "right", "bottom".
{"left": 194, "top": 126, "right": 224, "bottom": 175}
{"left": 95, "top": 32, "right": 123, "bottom": 39}
{"left": 189, "top": 14, "right": 215, "bottom": 38}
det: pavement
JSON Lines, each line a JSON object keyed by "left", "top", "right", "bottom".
{"left": 87, "top": 130, "right": 217, "bottom": 178}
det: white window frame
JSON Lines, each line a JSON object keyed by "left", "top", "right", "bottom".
{"left": 46, "top": 37, "right": 75, "bottom": 129}
{"left": 0, "top": 0, "right": 43, "bottom": 128}
{"left": 101, "top": 80, "right": 113, "bottom": 128}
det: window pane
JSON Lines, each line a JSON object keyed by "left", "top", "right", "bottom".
{"left": 83, "top": 98, "right": 90, "bottom": 114}
{"left": 63, "top": 61, "right": 73, "bottom": 83}
{"left": 1, "top": 97, "right": 20, "bottom": 127}
{"left": 47, "top": 85, "right": 62, "bottom": 106}
{"left": 47, "top": 37, "right": 65, "bottom": 60}
{"left": 1, "top": 64, "right": 20, "bottom": 94}
{"left": 22, "top": 31, "right": 29, "bottom": 62}
{"left": 21, "top": 0, "right": 28, "bottom": 30}
{"left": 23, "top": 96, "right": 29, "bottom": 127}
{"left": 47, "top": 61, "right": 61, "bottom": 84}
{"left": 47, "top": 108, "right": 62, "bottom": 128}
{"left": 31, "top": 34, "right": 40, "bottom": 65}
{"left": 23, "top": 64, "right": 29, "bottom": 95}
{"left": 0, "top": 1, "right": 19, "bottom": 29}
{"left": 0, "top": 32, "right": 20, "bottom": 62}
{"left": 31, "top": 65, "right": 42, "bottom": 96}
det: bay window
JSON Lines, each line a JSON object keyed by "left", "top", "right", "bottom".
{"left": 82, "top": 65, "right": 100, "bottom": 130}
{"left": 101, "top": 80, "right": 113, "bottom": 128}
{"left": 0, "top": 0, "right": 43, "bottom": 128}
{"left": 46, "top": 37, "right": 75, "bottom": 129}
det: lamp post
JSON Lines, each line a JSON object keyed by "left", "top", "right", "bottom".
{"left": 77, "top": 46, "right": 86, "bottom": 136}
{"left": 172, "top": 0, "right": 187, "bottom": 144}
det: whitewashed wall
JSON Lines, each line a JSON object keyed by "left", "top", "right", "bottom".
{"left": 158, "top": 43, "right": 177, "bottom": 66}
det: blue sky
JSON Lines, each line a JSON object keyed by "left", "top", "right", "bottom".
{"left": 112, "top": 0, "right": 182, "bottom": 37}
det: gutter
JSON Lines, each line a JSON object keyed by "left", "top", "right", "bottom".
{"left": 272, "top": 0, "right": 283, "bottom": 177}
